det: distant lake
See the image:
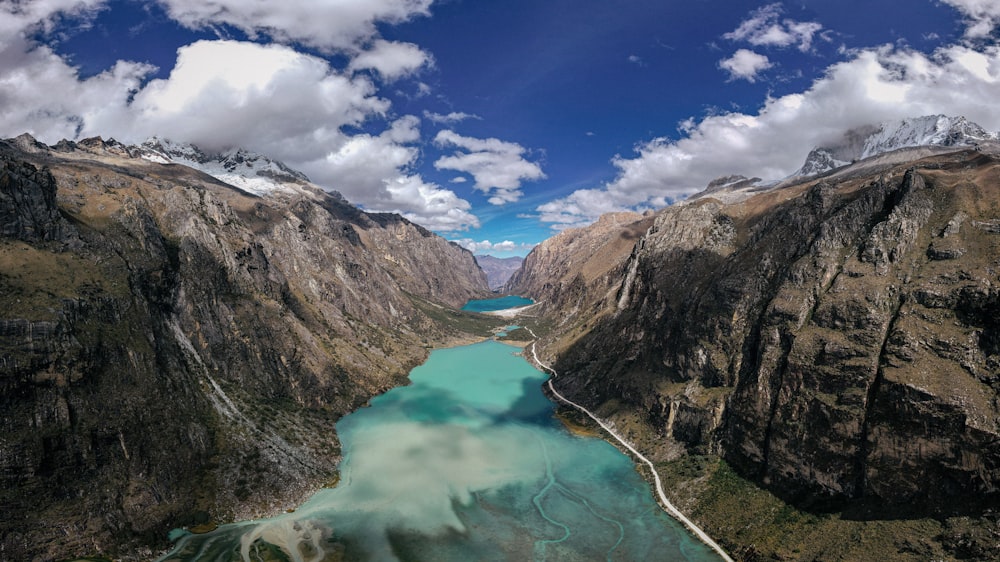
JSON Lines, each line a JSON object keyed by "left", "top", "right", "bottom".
{"left": 461, "top": 295, "right": 534, "bottom": 312}
{"left": 160, "top": 340, "right": 720, "bottom": 561}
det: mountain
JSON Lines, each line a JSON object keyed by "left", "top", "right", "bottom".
{"left": 0, "top": 134, "right": 490, "bottom": 560}
{"left": 133, "top": 137, "right": 317, "bottom": 197}
{"left": 793, "top": 115, "right": 998, "bottom": 178}
{"left": 509, "top": 143, "right": 1000, "bottom": 559}
{"left": 503, "top": 211, "right": 653, "bottom": 337}
{"left": 691, "top": 115, "right": 999, "bottom": 205}
{"left": 474, "top": 255, "right": 524, "bottom": 290}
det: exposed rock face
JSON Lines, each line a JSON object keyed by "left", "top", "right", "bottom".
{"left": 505, "top": 211, "right": 654, "bottom": 354}
{"left": 0, "top": 154, "right": 69, "bottom": 242}
{"left": 475, "top": 255, "right": 524, "bottom": 290}
{"left": 0, "top": 136, "right": 488, "bottom": 560}
{"left": 512, "top": 147, "right": 1000, "bottom": 524}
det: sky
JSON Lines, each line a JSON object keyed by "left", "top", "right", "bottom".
{"left": 1, "top": 1, "right": 999, "bottom": 257}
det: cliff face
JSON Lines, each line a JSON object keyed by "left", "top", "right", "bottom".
{"left": 513, "top": 147, "right": 1000, "bottom": 521}
{"left": 505, "top": 211, "right": 654, "bottom": 354}
{"left": 0, "top": 137, "right": 488, "bottom": 560}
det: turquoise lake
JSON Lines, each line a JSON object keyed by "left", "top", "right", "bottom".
{"left": 161, "top": 340, "right": 721, "bottom": 561}
{"left": 461, "top": 295, "right": 534, "bottom": 313}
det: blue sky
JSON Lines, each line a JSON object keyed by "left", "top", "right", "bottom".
{"left": 1, "top": 1, "right": 999, "bottom": 257}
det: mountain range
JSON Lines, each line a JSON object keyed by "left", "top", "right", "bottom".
{"left": 694, "top": 114, "right": 1000, "bottom": 204}
{"left": 3, "top": 115, "right": 1000, "bottom": 560}
{"left": 0, "top": 133, "right": 491, "bottom": 560}
{"left": 509, "top": 117, "right": 1000, "bottom": 560}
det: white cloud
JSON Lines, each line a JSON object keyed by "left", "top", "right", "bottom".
{"left": 294, "top": 115, "right": 480, "bottom": 231}
{"left": 380, "top": 175, "right": 480, "bottom": 232}
{"left": 156, "top": 0, "right": 433, "bottom": 52}
{"left": 0, "top": 0, "right": 106, "bottom": 42}
{"left": 348, "top": 39, "right": 432, "bottom": 81}
{"left": 628, "top": 54, "right": 645, "bottom": 66}
{"left": 434, "top": 131, "right": 546, "bottom": 205}
{"left": 940, "top": 0, "right": 1000, "bottom": 37}
{"left": 0, "top": 3, "right": 487, "bottom": 233}
{"left": 452, "top": 239, "right": 533, "bottom": 254}
{"left": 423, "top": 111, "right": 481, "bottom": 124}
{"left": 723, "top": 3, "right": 823, "bottom": 52}
{"left": 0, "top": 1, "right": 152, "bottom": 141}
{"left": 719, "top": 49, "right": 773, "bottom": 82}
{"left": 538, "top": 42, "right": 1000, "bottom": 229}
{"left": 0, "top": 25, "right": 479, "bottom": 231}
{"left": 0, "top": 4, "right": 155, "bottom": 142}
{"left": 127, "top": 40, "right": 386, "bottom": 158}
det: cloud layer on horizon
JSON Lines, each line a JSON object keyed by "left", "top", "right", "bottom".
{"left": 452, "top": 238, "right": 534, "bottom": 255}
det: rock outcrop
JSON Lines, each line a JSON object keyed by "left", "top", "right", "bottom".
{"left": 511, "top": 146, "right": 1000, "bottom": 534}
{"left": 0, "top": 136, "right": 489, "bottom": 560}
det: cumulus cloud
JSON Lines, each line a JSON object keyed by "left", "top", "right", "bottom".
{"left": 128, "top": 40, "right": 386, "bottom": 156}
{"left": 0, "top": 15, "right": 479, "bottom": 232}
{"left": 434, "top": 131, "right": 546, "bottom": 205}
{"left": 452, "top": 239, "right": 533, "bottom": 254}
{"left": 0, "top": 1, "right": 154, "bottom": 142}
{"left": 0, "top": 0, "right": 105, "bottom": 40}
{"left": 157, "top": 0, "right": 433, "bottom": 52}
{"left": 719, "top": 49, "right": 773, "bottom": 82}
{"left": 423, "top": 110, "right": 481, "bottom": 124}
{"left": 298, "top": 115, "right": 480, "bottom": 231}
{"left": 940, "top": 0, "right": 1000, "bottom": 37}
{"left": 538, "top": 42, "right": 1000, "bottom": 229}
{"left": 348, "top": 39, "right": 432, "bottom": 81}
{"left": 723, "top": 3, "right": 823, "bottom": 52}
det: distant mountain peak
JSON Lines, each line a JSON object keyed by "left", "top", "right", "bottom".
{"left": 474, "top": 255, "right": 524, "bottom": 291}
{"left": 793, "top": 115, "right": 998, "bottom": 178}
{"left": 135, "top": 137, "right": 313, "bottom": 196}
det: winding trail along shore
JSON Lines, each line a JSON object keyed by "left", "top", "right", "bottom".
{"left": 524, "top": 327, "right": 734, "bottom": 562}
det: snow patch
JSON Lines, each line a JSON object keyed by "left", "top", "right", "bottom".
{"left": 136, "top": 137, "right": 311, "bottom": 196}
{"left": 793, "top": 115, "right": 998, "bottom": 178}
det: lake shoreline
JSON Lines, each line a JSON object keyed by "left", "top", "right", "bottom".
{"left": 161, "top": 301, "right": 721, "bottom": 560}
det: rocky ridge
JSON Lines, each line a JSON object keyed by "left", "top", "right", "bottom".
{"left": 510, "top": 143, "right": 1000, "bottom": 557}
{"left": 475, "top": 255, "right": 524, "bottom": 290}
{"left": 693, "top": 115, "right": 998, "bottom": 205}
{"left": 134, "top": 137, "right": 314, "bottom": 197}
{"left": 0, "top": 135, "right": 490, "bottom": 560}
{"left": 503, "top": 211, "right": 654, "bottom": 348}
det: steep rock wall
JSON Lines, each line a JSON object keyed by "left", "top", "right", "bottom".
{"left": 518, "top": 148, "right": 1000, "bottom": 518}
{"left": 0, "top": 139, "right": 489, "bottom": 560}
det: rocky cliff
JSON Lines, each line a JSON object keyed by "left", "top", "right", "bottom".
{"left": 503, "top": 211, "right": 653, "bottom": 351}
{"left": 0, "top": 135, "right": 489, "bottom": 560}
{"left": 510, "top": 145, "right": 1000, "bottom": 555}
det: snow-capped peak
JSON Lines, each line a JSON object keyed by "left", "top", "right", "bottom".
{"left": 793, "top": 115, "right": 998, "bottom": 178}
{"left": 136, "top": 137, "right": 310, "bottom": 196}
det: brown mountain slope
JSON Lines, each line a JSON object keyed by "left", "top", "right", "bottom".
{"left": 0, "top": 136, "right": 490, "bottom": 560}
{"left": 510, "top": 146, "right": 1000, "bottom": 559}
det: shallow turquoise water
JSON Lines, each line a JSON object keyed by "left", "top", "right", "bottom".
{"left": 160, "top": 340, "right": 721, "bottom": 561}
{"left": 461, "top": 295, "right": 534, "bottom": 312}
